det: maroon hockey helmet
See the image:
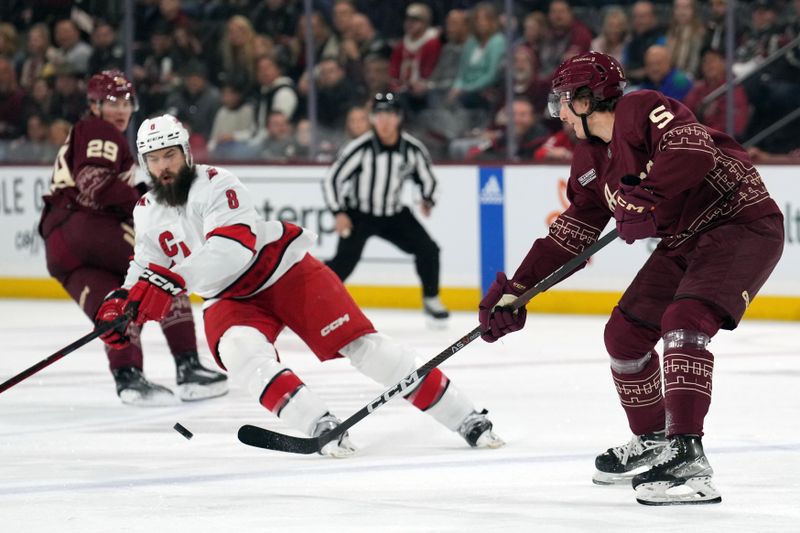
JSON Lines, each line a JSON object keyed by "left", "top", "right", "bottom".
{"left": 548, "top": 51, "right": 626, "bottom": 117}
{"left": 87, "top": 69, "right": 138, "bottom": 109}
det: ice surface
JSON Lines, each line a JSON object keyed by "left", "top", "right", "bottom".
{"left": 1, "top": 300, "right": 798, "bottom": 532}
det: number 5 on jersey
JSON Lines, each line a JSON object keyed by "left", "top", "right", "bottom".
{"left": 649, "top": 105, "right": 674, "bottom": 130}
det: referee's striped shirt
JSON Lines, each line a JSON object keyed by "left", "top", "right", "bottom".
{"left": 322, "top": 130, "right": 438, "bottom": 217}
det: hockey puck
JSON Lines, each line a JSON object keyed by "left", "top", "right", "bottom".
{"left": 173, "top": 422, "right": 193, "bottom": 440}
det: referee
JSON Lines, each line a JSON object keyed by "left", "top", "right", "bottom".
{"left": 322, "top": 92, "right": 449, "bottom": 323}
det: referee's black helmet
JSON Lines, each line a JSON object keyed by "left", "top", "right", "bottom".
{"left": 373, "top": 92, "right": 401, "bottom": 113}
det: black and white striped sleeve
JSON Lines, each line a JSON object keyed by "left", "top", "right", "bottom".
{"left": 322, "top": 136, "right": 368, "bottom": 213}
{"left": 405, "top": 133, "right": 437, "bottom": 204}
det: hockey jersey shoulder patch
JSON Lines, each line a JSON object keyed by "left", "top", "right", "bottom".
{"left": 207, "top": 167, "right": 218, "bottom": 180}
{"left": 577, "top": 168, "right": 597, "bottom": 186}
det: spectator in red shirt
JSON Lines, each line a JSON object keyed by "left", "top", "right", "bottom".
{"left": 683, "top": 47, "right": 749, "bottom": 138}
{"left": 389, "top": 3, "right": 441, "bottom": 111}
{"left": 534, "top": 121, "right": 578, "bottom": 162}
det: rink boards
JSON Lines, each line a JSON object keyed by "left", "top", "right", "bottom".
{"left": 1, "top": 163, "right": 798, "bottom": 320}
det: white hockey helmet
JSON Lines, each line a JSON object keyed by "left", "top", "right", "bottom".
{"left": 136, "top": 114, "right": 193, "bottom": 177}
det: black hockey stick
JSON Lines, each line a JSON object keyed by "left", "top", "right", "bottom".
{"left": 0, "top": 315, "right": 130, "bottom": 395}
{"left": 238, "top": 229, "right": 620, "bottom": 454}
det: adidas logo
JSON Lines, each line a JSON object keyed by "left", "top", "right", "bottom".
{"left": 479, "top": 175, "right": 503, "bottom": 205}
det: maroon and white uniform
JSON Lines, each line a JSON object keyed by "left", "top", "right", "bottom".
{"left": 125, "top": 161, "right": 494, "bottom": 444}
{"left": 45, "top": 115, "right": 138, "bottom": 216}
{"left": 513, "top": 90, "right": 784, "bottom": 437}
{"left": 39, "top": 114, "right": 197, "bottom": 371}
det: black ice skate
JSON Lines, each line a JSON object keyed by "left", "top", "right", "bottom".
{"left": 312, "top": 413, "right": 357, "bottom": 458}
{"left": 175, "top": 351, "right": 229, "bottom": 401}
{"left": 423, "top": 296, "right": 450, "bottom": 329}
{"left": 458, "top": 409, "right": 505, "bottom": 448}
{"left": 113, "top": 366, "right": 177, "bottom": 406}
{"left": 632, "top": 435, "right": 722, "bottom": 505}
{"left": 593, "top": 430, "right": 668, "bottom": 485}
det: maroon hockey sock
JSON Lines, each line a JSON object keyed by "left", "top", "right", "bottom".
{"left": 160, "top": 294, "right": 198, "bottom": 357}
{"left": 107, "top": 323, "right": 143, "bottom": 370}
{"left": 663, "top": 346, "right": 714, "bottom": 437}
{"left": 611, "top": 354, "right": 665, "bottom": 435}
{"left": 259, "top": 369, "right": 304, "bottom": 416}
{"left": 405, "top": 368, "right": 449, "bottom": 411}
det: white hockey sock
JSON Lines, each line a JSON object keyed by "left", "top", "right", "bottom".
{"left": 218, "top": 326, "right": 328, "bottom": 435}
{"left": 341, "top": 333, "right": 475, "bottom": 431}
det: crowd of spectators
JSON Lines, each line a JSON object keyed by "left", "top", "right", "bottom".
{"left": 1, "top": 0, "right": 800, "bottom": 164}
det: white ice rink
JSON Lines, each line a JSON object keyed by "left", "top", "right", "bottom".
{"left": 1, "top": 299, "right": 798, "bottom": 532}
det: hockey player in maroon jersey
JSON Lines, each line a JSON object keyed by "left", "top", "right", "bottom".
{"left": 38, "top": 70, "right": 227, "bottom": 406}
{"left": 479, "top": 52, "right": 784, "bottom": 505}
{"left": 95, "top": 114, "right": 504, "bottom": 456}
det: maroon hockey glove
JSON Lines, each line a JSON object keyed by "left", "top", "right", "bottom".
{"left": 95, "top": 289, "right": 131, "bottom": 349}
{"left": 614, "top": 176, "right": 658, "bottom": 244}
{"left": 479, "top": 272, "right": 528, "bottom": 343}
{"left": 126, "top": 264, "right": 186, "bottom": 326}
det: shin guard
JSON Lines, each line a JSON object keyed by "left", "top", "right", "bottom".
{"left": 341, "top": 333, "right": 475, "bottom": 431}
{"left": 663, "top": 335, "right": 714, "bottom": 437}
{"left": 106, "top": 323, "right": 143, "bottom": 370}
{"left": 605, "top": 307, "right": 665, "bottom": 434}
{"left": 661, "top": 299, "right": 721, "bottom": 437}
{"left": 611, "top": 354, "right": 665, "bottom": 435}
{"left": 160, "top": 293, "right": 198, "bottom": 357}
{"left": 219, "top": 326, "right": 328, "bottom": 435}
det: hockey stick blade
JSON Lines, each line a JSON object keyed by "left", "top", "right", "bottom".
{"left": 237, "top": 229, "right": 619, "bottom": 453}
{"left": 237, "top": 326, "right": 483, "bottom": 454}
{"left": 238, "top": 424, "right": 322, "bottom": 455}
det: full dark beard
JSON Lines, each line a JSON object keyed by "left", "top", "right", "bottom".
{"left": 152, "top": 164, "right": 196, "bottom": 207}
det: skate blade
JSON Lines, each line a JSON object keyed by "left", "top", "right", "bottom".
{"left": 319, "top": 441, "right": 358, "bottom": 458}
{"left": 475, "top": 431, "right": 506, "bottom": 449}
{"left": 119, "top": 389, "right": 179, "bottom": 407}
{"left": 635, "top": 476, "right": 722, "bottom": 505}
{"left": 425, "top": 316, "right": 449, "bottom": 330}
{"left": 592, "top": 465, "right": 649, "bottom": 486}
{"left": 178, "top": 381, "right": 229, "bottom": 402}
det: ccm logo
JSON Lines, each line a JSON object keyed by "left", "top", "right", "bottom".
{"left": 617, "top": 196, "right": 647, "bottom": 213}
{"left": 141, "top": 269, "right": 183, "bottom": 296}
{"left": 368, "top": 372, "right": 420, "bottom": 413}
{"left": 321, "top": 314, "right": 350, "bottom": 337}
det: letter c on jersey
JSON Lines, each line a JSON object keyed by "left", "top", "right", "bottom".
{"left": 159, "top": 231, "right": 178, "bottom": 257}
{"left": 158, "top": 231, "right": 191, "bottom": 258}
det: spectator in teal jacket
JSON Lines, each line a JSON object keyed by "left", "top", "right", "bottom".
{"left": 447, "top": 3, "right": 506, "bottom": 110}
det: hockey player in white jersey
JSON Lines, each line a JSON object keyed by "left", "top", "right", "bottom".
{"left": 96, "top": 114, "right": 504, "bottom": 456}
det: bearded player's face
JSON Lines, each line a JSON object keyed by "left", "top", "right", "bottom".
{"left": 144, "top": 146, "right": 195, "bottom": 207}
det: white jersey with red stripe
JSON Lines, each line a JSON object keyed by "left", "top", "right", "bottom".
{"left": 123, "top": 164, "right": 315, "bottom": 301}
